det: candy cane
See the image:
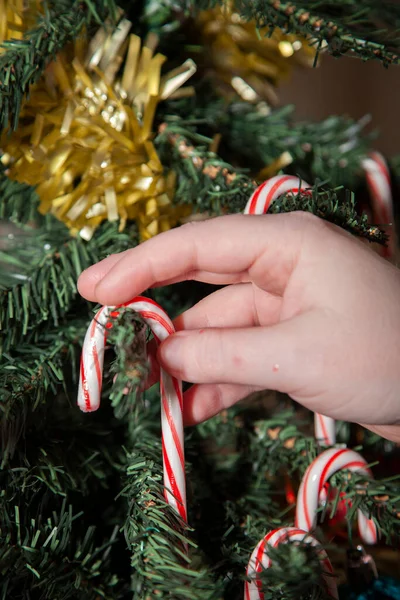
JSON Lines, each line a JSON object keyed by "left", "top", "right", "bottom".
{"left": 244, "top": 174, "right": 311, "bottom": 214}
{"left": 362, "top": 151, "right": 394, "bottom": 259}
{"left": 314, "top": 413, "right": 336, "bottom": 508}
{"left": 245, "top": 527, "right": 338, "bottom": 600}
{"left": 78, "top": 297, "right": 187, "bottom": 522}
{"left": 245, "top": 176, "right": 335, "bottom": 448}
{"left": 314, "top": 414, "right": 336, "bottom": 447}
{"left": 295, "top": 447, "right": 377, "bottom": 545}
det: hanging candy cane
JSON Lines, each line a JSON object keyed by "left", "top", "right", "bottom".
{"left": 245, "top": 176, "right": 335, "bottom": 447}
{"left": 296, "top": 447, "right": 378, "bottom": 545}
{"left": 78, "top": 297, "right": 187, "bottom": 522}
{"left": 314, "top": 414, "right": 336, "bottom": 447}
{"left": 244, "top": 174, "right": 311, "bottom": 214}
{"left": 362, "top": 151, "right": 394, "bottom": 259}
{"left": 245, "top": 527, "right": 338, "bottom": 600}
{"left": 314, "top": 413, "right": 336, "bottom": 509}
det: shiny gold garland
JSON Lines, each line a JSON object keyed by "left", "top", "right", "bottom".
{"left": 0, "top": 0, "right": 40, "bottom": 47}
{"left": 1, "top": 16, "right": 195, "bottom": 240}
{"left": 0, "top": 4, "right": 315, "bottom": 239}
{"left": 196, "top": 4, "right": 317, "bottom": 105}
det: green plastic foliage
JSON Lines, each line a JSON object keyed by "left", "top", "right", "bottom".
{"left": 231, "top": 0, "right": 400, "bottom": 65}
{"left": 0, "top": 174, "right": 136, "bottom": 352}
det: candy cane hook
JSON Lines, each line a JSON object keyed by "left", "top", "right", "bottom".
{"left": 315, "top": 413, "right": 336, "bottom": 447}
{"left": 296, "top": 447, "right": 377, "bottom": 545}
{"left": 362, "top": 151, "right": 394, "bottom": 260}
{"left": 78, "top": 297, "right": 187, "bottom": 522}
{"left": 245, "top": 527, "right": 338, "bottom": 600}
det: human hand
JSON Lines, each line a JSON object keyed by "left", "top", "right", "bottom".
{"left": 78, "top": 212, "right": 400, "bottom": 442}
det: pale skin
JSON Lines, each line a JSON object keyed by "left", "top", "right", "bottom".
{"left": 78, "top": 212, "right": 400, "bottom": 443}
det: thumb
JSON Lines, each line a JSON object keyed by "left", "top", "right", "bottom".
{"left": 156, "top": 312, "right": 324, "bottom": 395}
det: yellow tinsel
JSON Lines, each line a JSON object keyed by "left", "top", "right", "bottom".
{"left": 197, "top": 5, "right": 317, "bottom": 105}
{"left": 2, "top": 16, "right": 196, "bottom": 240}
{"left": 0, "top": 0, "right": 41, "bottom": 47}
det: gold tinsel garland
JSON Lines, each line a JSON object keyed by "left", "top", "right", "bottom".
{"left": 196, "top": 4, "right": 317, "bottom": 105}
{"left": 1, "top": 15, "right": 196, "bottom": 240}
{"left": 0, "top": 0, "right": 41, "bottom": 47}
{"left": 0, "top": 4, "right": 315, "bottom": 238}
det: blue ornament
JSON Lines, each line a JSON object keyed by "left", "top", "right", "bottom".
{"left": 340, "top": 546, "right": 400, "bottom": 600}
{"left": 340, "top": 576, "right": 400, "bottom": 599}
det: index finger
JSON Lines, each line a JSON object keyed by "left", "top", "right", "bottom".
{"left": 78, "top": 213, "right": 310, "bottom": 305}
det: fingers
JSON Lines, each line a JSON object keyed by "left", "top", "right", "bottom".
{"left": 148, "top": 271, "right": 251, "bottom": 289}
{"left": 156, "top": 310, "right": 329, "bottom": 398}
{"left": 145, "top": 284, "right": 280, "bottom": 387}
{"left": 173, "top": 284, "right": 282, "bottom": 331}
{"left": 77, "top": 253, "right": 122, "bottom": 299}
{"left": 143, "top": 343, "right": 260, "bottom": 425}
{"left": 182, "top": 383, "right": 260, "bottom": 426}
{"left": 363, "top": 424, "right": 400, "bottom": 444}
{"left": 142, "top": 284, "right": 281, "bottom": 390}
{"left": 78, "top": 213, "right": 311, "bottom": 305}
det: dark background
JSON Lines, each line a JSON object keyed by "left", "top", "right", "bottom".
{"left": 280, "top": 54, "right": 400, "bottom": 157}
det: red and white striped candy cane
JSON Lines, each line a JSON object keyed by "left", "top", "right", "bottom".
{"left": 245, "top": 176, "right": 336, "bottom": 447}
{"left": 314, "top": 414, "right": 337, "bottom": 508}
{"left": 244, "top": 174, "right": 311, "bottom": 214}
{"left": 314, "top": 414, "right": 336, "bottom": 447}
{"left": 295, "top": 447, "right": 377, "bottom": 545}
{"left": 245, "top": 526, "right": 338, "bottom": 600}
{"left": 362, "top": 151, "right": 394, "bottom": 259}
{"left": 78, "top": 296, "right": 187, "bottom": 522}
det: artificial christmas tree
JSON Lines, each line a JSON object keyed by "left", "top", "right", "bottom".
{"left": 1, "top": 2, "right": 400, "bottom": 599}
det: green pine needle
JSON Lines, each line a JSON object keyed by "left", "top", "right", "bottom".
{"left": 255, "top": 541, "right": 331, "bottom": 600}
{"left": 235, "top": 0, "right": 400, "bottom": 65}
{"left": 123, "top": 422, "right": 224, "bottom": 599}
{"left": 270, "top": 184, "right": 388, "bottom": 245}
{"left": 0, "top": 173, "right": 136, "bottom": 353}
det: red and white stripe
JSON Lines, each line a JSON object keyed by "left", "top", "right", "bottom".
{"left": 245, "top": 175, "right": 335, "bottom": 452}
{"left": 244, "top": 174, "right": 311, "bottom": 214}
{"left": 314, "top": 414, "right": 336, "bottom": 507}
{"left": 78, "top": 304, "right": 109, "bottom": 413}
{"left": 78, "top": 296, "right": 187, "bottom": 522}
{"left": 362, "top": 151, "right": 394, "bottom": 259}
{"left": 295, "top": 448, "right": 377, "bottom": 545}
{"left": 245, "top": 527, "right": 338, "bottom": 600}
{"left": 314, "top": 413, "right": 336, "bottom": 447}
